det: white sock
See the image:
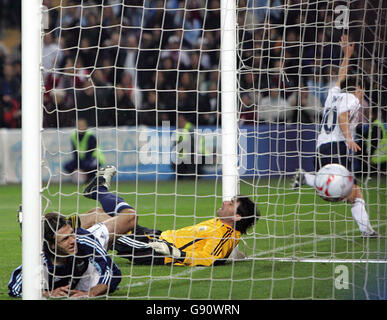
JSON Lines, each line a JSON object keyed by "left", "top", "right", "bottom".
{"left": 351, "top": 198, "right": 374, "bottom": 233}
{"left": 304, "top": 173, "right": 316, "bottom": 187}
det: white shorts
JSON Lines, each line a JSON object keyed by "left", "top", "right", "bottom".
{"left": 87, "top": 222, "right": 110, "bottom": 250}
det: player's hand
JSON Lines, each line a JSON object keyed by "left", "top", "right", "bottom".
{"left": 346, "top": 139, "right": 361, "bottom": 152}
{"left": 49, "top": 284, "right": 71, "bottom": 297}
{"left": 340, "top": 35, "right": 354, "bottom": 57}
{"left": 148, "top": 240, "right": 182, "bottom": 259}
{"left": 69, "top": 290, "right": 90, "bottom": 298}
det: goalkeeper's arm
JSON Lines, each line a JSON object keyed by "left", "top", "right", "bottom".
{"left": 148, "top": 240, "right": 186, "bottom": 263}
{"left": 148, "top": 238, "right": 235, "bottom": 267}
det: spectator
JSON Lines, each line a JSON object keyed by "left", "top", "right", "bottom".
{"left": 75, "top": 82, "right": 97, "bottom": 127}
{"left": 306, "top": 62, "right": 338, "bottom": 106}
{"left": 116, "top": 84, "right": 136, "bottom": 126}
{"left": 119, "top": 71, "right": 142, "bottom": 111}
{"left": 43, "top": 89, "right": 74, "bottom": 128}
{"left": 1, "top": 94, "right": 21, "bottom": 128}
{"left": 42, "top": 33, "right": 63, "bottom": 73}
{"left": 248, "top": 0, "right": 283, "bottom": 25}
{"left": 181, "top": 8, "right": 203, "bottom": 48}
{"left": 79, "top": 37, "right": 97, "bottom": 69}
{"left": 239, "top": 92, "right": 257, "bottom": 126}
{"left": 1, "top": 0, "right": 384, "bottom": 133}
{"left": 137, "top": 90, "right": 157, "bottom": 126}
{"left": 0, "top": 62, "right": 20, "bottom": 101}
{"left": 287, "top": 87, "right": 323, "bottom": 123}
{"left": 121, "top": 34, "right": 139, "bottom": 84}
{"left": 80, "top": 12, "right": 101, "bottom": 48}
{"left": 204, "top": 0, "right": 220, "bottom": 31}
{"left": 198, "top": 82, "right": 220, "bottom": 126}
{"left": 0, "top": 43, "right": 9, "bottom": 78}
{"left": 160, "top": 32, "right": 191, "bottom": 70}
{"left": 257, "top": 86, "right": 290, "bottom": 123}
{"left": 137, "top": 32, "right": 160, "bottom": 89}
{"left": 177, "top": 72, "right": 198, "bottom": 124}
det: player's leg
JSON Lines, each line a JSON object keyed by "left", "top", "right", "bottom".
{"left": 291, "top": 150, "right": 320, "bottom": 190}
{"left": 68, "top": 207, "right": 127, "bottom": 230}
{"left": 64, "top": 158, "right": 77, "bottom": 173}
{"left": 291, "top": 169, "right": 316, "bottom": 189}
{"left": 82, "top": 207, "right": 137, "bottom": 250}
{"left": 83, "top": 165, "right": 137, "bottom": 242}
{"left": 103, "top": 208, "right": 137, "bottom": 245}
{"left": 77, "top": 207, "right": 111, "bottom": 229}
{"left": 84, "top": 165, "right": 132, "bottom": 216}
{"left": 346, "top": 184, "right": 377, "bottom": 237}
{"left": 335, "top": 142, "right": 377, "bottom": 237}
{"left": 114, "top": 231, "right": 165, "bottom": 265}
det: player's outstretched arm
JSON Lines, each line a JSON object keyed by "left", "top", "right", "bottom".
{"left": 335, "top": 35, "right": 355, "bottom": 87}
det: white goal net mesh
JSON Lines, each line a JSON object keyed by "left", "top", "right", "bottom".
{"left": 37, "top": 0, "right": 386, "bottom": 300}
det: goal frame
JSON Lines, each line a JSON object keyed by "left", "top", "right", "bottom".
{"left": 21, "top": 0, "right": 43, "bottom": 300}
{"left": 20, "top": 0, "right": 241, "bottom": 300}
{"left": 20, "top": 0, "right": 386, "bottom": 301}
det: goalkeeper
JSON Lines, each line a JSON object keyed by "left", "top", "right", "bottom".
{"left": 8, "top": 166, "right": 137, "bottom": 298}
{"left": 66, "top": 169, "right": 259, "bottom": 267}
{"left": 114, "top": 196, "right": 260, "bottom": 267}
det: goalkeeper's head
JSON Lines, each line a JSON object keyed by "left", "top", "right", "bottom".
{"left": 43, "top": 212, "right": 78, "bottom": 259}
{"left": 234, "top": 196, "right": 260, "bottom": 234}
{"left": 217, "top": 196, "right": 260, "bottom": 234}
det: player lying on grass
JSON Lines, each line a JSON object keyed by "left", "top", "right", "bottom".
{"left": 292, "top": 35, "right": 377, "bottom": 238}
{"left": 65, "top": 166, "right": 259, "bottom": 267}
{"left": 8, "top": 166, "right": 137, "bottom": 298}
{"left": 113, "top": 194, "right": 259, "bottom": 267}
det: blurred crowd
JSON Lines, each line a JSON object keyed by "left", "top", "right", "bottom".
{"left": 0, "top": 0, "right": 385, "bottom": 129}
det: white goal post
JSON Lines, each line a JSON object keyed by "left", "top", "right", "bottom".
{"left": 221, "top": 0, "right": 239, "bottom": 201}
{"left": 21, "top": 0, "right": 43, "bottom": 300}
{"left": 21, "top": 0, "right": 242, "bottom": 300}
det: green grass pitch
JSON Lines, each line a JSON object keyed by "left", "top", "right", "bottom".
{"left": 0, "top": 177, "right": 386, "bottom": 300}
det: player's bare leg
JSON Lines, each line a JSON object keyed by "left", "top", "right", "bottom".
{"left": 78, "top": 207, "right": 110, "bottom": 229}
{"left": 346, "top": 185, "right": 377, "bottom": 238}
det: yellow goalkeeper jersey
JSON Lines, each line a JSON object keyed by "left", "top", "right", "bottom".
{"left": 160, "top": 218, "right": 241, "bottom": 266}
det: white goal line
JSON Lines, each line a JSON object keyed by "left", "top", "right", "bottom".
{"left": 121, "top": 221, "right": 387, "bottom": 292}
{"left": 247, "top": 221, "right": 387, "bottom": 264}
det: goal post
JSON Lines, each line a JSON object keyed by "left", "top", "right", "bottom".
{"left": 221, "top": 0, "right": 239, "bottom": 201}
{"left": 17, "top": 0, "right": 387, "bottom": 300}
{"left": 21, "top": 0, "right": 43, "bottom": 300}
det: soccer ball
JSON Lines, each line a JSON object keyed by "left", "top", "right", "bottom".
{"left": 314, "top": 164, "right": 354, "bottom": 202}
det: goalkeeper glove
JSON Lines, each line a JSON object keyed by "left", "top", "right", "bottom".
{"left": 17, "top": 205, "right": 23, "bottom": 241}
{"left": 17, "top": 205, "right": 23, "bottom": 231}
{"left": 148, "top": 239, "right": 185, "bottom": 261}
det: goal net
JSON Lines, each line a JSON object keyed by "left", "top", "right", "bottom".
{"left": 22, "top": 0, "right": 386, "bottom": 300}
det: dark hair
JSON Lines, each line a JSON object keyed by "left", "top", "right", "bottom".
{"left": 43, "top": 212, "right": 69, "bottom": 246}
{"left": 234, "top": 196, "right": 260, "bottom": 234}
{"left": 340, "top": 75, "right": 363, "bottom": 92}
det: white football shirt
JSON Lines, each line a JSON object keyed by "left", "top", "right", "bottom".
{"left": 317, "top": 86, "right": 361, "bottom": 148}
